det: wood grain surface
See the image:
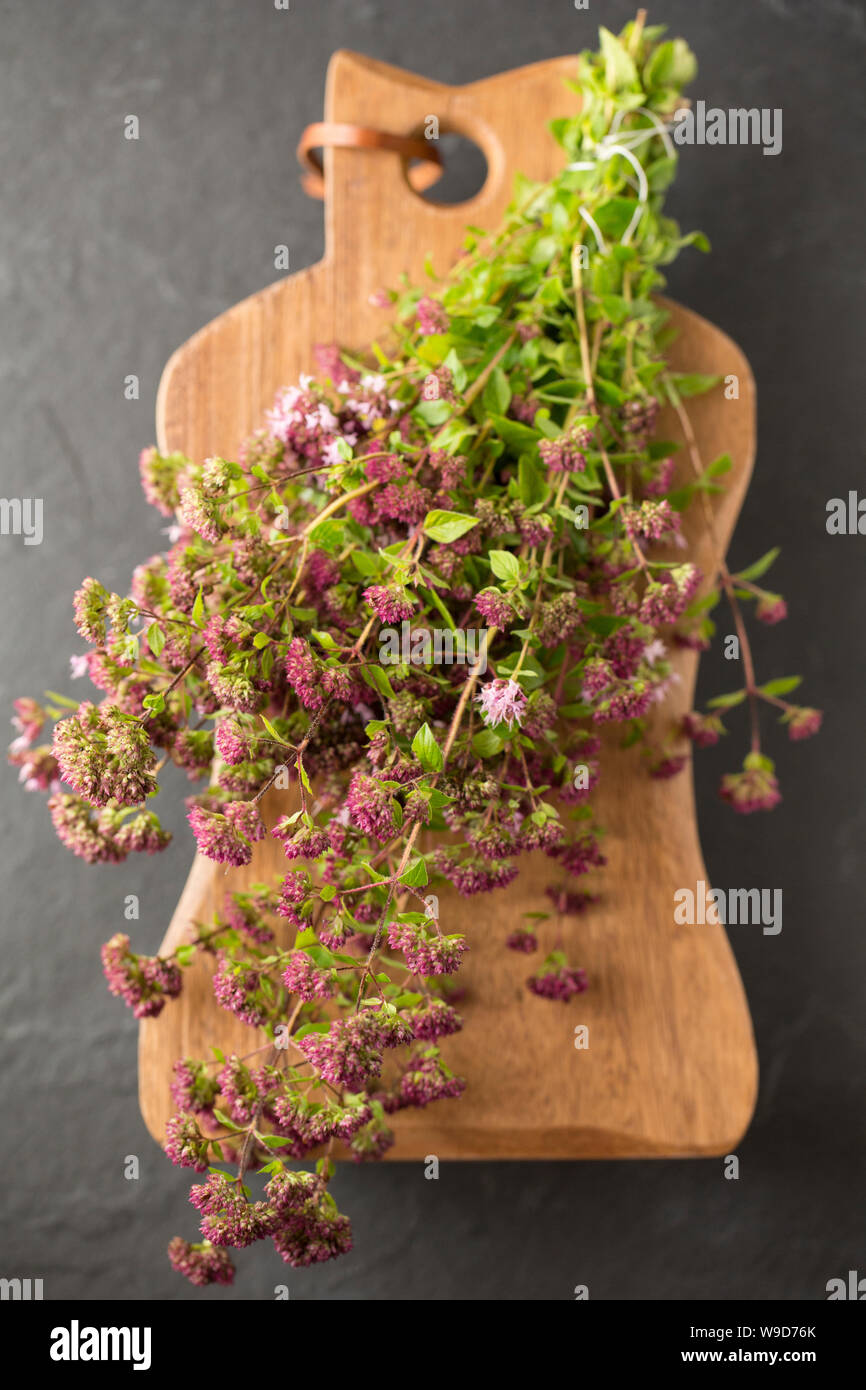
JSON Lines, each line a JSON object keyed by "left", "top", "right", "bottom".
{"left": 140, "top": 51, "right": 758, "bottom": 1159}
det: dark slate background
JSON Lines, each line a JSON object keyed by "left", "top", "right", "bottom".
{"left": 1, "top": 0, "right": 863, "bottom": 1302}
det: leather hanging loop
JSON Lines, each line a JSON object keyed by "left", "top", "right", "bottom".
{"left": 297, "top": 121, "right": 444, "bottom": 198}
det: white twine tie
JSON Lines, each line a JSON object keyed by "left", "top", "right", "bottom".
{"left": 566, "top": 109, "right": 675, "bottom": 251}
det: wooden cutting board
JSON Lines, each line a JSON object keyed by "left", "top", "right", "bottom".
{"left": 139, "top": 51, "right": 758, "bottom": 1159}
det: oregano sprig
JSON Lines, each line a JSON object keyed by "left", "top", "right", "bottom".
{"left": 8, "top": 13, "right": 819, "bottom": 1287}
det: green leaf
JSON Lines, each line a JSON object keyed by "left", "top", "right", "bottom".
{"left": 422, "top": 509, "right": 479, "bottom": 544}
{"left": 391, "top": 991, "right": 423, "bottom": 1009}
{"left": 191, "top": 587, "right": 206, "bottom": 629}
{"left": 599, "top": 26, "right": 638, "bottom": 90}
{"left": 487, "top": 413, "right": 540, "bottom": 452}
{"left": 518, "top": 454, "right": 548, "bottom": 508}
{"left": 351, "top": 550, "right": 381, "bottom": 578}
{"left": 443, "top": 348, "right": 468, "bottom": 393}
{"left": 259, "top": 713, "right": 289, "bottom": 746}
{"left": 598, "top": 293, "right": 631, "bottom": 326}
{"left": 305, "top": 518, "right": 346, "bottom": 549}
{"left": 644, "top": 37, "right": 697, "bottom": 88}
{"left": 706, "top": 689, "right": 747, "bottom": 710}
{"left": 585, "top": 615, "right": 628, "bottom": 637}
{"left": 419, "top": 585, "right": 457, "bottom": 632}
{"left": 212, "top": 1109, "right": 242, "bottom": 1133}
{"left": 706, "top": 453, "right": 733, "bottom": 478}
{"left": 472, "top": 728, "right": 504, "bottom": 759}
{"left": 593, "top": 375, "right": 628, "bottom": 407}
{"left": 411, "top": 721, "right": 444, "bottom": 773}
{"left": 416, "top": 398, "right": 451, "bottom": 426}
{"left": 294, "top": 1021, "right": 332, "bottom": 1040}
{"left": 360, "top": 860, "right": 387, "bottom": 883}
{"left": 669, "top": 372, "right": 721, "bottom": 398}
{"left": 44, "top": 691, "right": 80, "bottom": 709}
{"left": 435, "top": 420, "right": 476, "bottom": 456}
{"left": 361, "top": 663, "right": 396, "bottom": 700}
{"left": 146, "top": 622, "right": 165, "bottom": 657}
{"left": 680, "top": 229, "right": 711, "bottom": 254}
{"left": 758, "top": 676, "right": 802, "bottom": 698}
{"left": 401, "top": 857, "right": 429, "bottom": 888}
{"left": 645, "top": 155, "right": 678, "bottom": 193}
{"left": 594, "top": 198, "right": 641, "bottom": 241}
{"left": 735, "top": 547, "right": 780, "bottom": 583}
{"left": 488, "top": 550, "right": 521, "bottom": 586}
{"left": 482, "top": 365, "right": 512, "bottom": 416}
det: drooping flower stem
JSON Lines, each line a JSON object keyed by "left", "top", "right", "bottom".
{"left": 665, "top": 377, "right": 762, "bottom": 753}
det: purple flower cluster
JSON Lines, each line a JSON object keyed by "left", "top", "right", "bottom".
{"left": 527, "top": 964, "right": 588, "bottom": 1001}
{"left": 167, "top": 1237, "right": 235, "bottom": 1287}
{"left": 171, "top": 1058, "right": 220, "bottom": 1117}
{"left": 165, "top": 1113, "right": 211, "bottom": 1172}
{"left": 416, "top": 296, "right": 449, "bottom": 336}
{"left": 296, "top": 1009, "right": 413, "bottom": 1091}
{"left": 399, "top": 1054, "right": 466, "bottom": 1107}
{"left": 363, "top": 584, "right": 415, "bottom": 623}
{"left": 275, "top": 870, "right": 312, "bottom": 928}
{"left": 477, "top": 677, "right": 527, "bottom": 730}
{"left": 272, "top": 818, "right": 329, "bottom": 861}
{"left": 349, "top": 1116, "right": 396, "bottom": 1162}
{"left": 683, "top": 711, "right": 725, "bottom": 747}
{"left": 506, "top": 928, "right": 538, "bottom": 953}
{"left": 282, "top": 950, "right": 335, "bottom": 1001}
{"left": 409, "top": 997, "right": 463, "bottom": 1040}
{"left": 474, "top": 588, "right": 513, "bottom": 628}
{"left": 620, "top": 396, "right": 659, "bottom": 446}
{"left": 265, "top": 1090, "right": 372, "bottom": 1157}
{"left": 215, "top": 718, "right": 251, "bottom": 765}
{"left": 223, "top": 887, "right": 277, "bottom": 944}
{"left": 101, "top": 933, "right": 182, "bottom": 1018}
{"left": 186, "top": 798, "right": 265, "bottom": 867}
{"left": 345, "top": 770, "right": 398, "bottom": 842}
{"left": 49, "top": 794, "right": 126, "bottom": 864}
{"left": 538, "top": 422, "right": 594, "bottom": 474}
{"left": 53, "top": 702, "right": 158, "bottom": 807}
{"left": 189, "top": 1173, "right": 277, "bottom": 1248}
{"left": 271, "top": 1204, "right": 353, "bottom": 1268}
{"left": 284, "top": 637, "right": 325, "bottom": 711}
{"left": 719, "top": 761, "right": 782, "bottom": 814}
{"left": 217, "top": 1055, "right": 260, "bottom": 1124}
{"left": 784, "top": 706, "right": 822, "bottom": 741}
{"left": 434, "top": 851, "right": 520, "bottom": 897}
{"left": 212, "top": 955, "right": 268, "bottom": 1027}
{"left": 387, "top": 921, "right": 467, "bottom": 976}
{"left": 623, "top": 499, "right": 681, "bottom": 543}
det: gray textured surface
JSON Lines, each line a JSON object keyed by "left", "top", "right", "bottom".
{"left": 1, "top": 0, "right": 863, "bottom": 1301}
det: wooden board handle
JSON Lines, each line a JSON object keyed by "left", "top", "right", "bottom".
{"left": 321, "top": 52, "right": 580, "bottom": 338}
